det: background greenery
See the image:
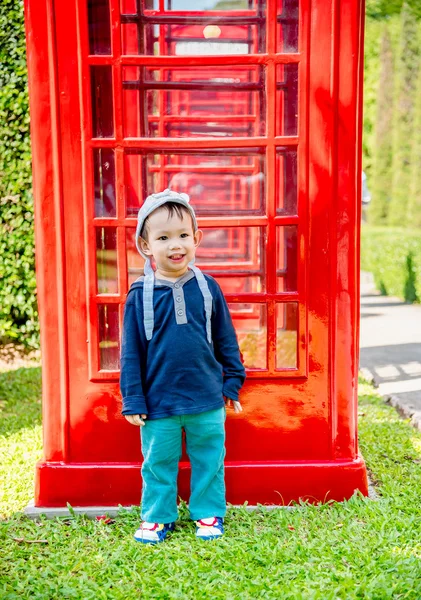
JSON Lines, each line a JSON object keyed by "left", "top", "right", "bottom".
{"left": 0, "top": 0, "right": 420, "bottom": 351}
{"left": 361, "top": 225, "right": 421, "bottom": 301}
{"left": 0, "top": 0, "right": 37, "bottom": 349}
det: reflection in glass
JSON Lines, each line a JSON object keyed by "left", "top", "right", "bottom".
{"left": 96, "top": 228, "right": 118, "bottom": 294}
{"left": 196, "top": 226, "right": 264, "bottom": 272}
{"left": 122, "top": 66, "right": 265, "bottom": 138}
{"left": 215, "top": 276, "right": 262, "bottom": 295}
{"left": 88, "top": 0, "right": 111, "bottom": 55}
{"left": 277, "top": 225, "right": 297, "bottom": 292}
{"left": 98, "top": 304, "right": 120, "bottom": 370}
{"left": 276, "top": 148, "right": 297, "bottom": 214}
{"left": 276, "top": 63, "right": 298, "bottom": 136}
{"left": 120, "top": 1, "right": 266, "bottom": 55}
{"left": 229, "top": 303, "right": 266, "bottom": 369}
{"left": 276, "top": 302, "right": 298, "bottom": 368}
{"left": 125, "top": 153, "right": 146, "bottom": 217}
{"left": 160, "top": 0, "right": 259, "bottom": 9}
{"left": 125, "top": 150, "right": 265, "bottom": 216}
{"left": 126, "top": 228, "right": 145, "bottom": 287}
{"left": 94, "top": 149, "right": 116, "bottom": 217}
{"left": 91, "top": 66, "right": 114, "bottom": 137}
{"left": 277, "top": 0, "right": 299, "bottom": 53}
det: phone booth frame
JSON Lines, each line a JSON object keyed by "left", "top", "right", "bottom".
{"left": 24, "top": 0, "right": 368, "bottom": 508}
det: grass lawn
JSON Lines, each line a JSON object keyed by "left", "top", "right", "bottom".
{"left": 1, "top": 366, "right": 421, "bottom": 599}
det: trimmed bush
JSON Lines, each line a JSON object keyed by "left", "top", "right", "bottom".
{"left": 361, "top": 224, "right": 421, "bottom": 302}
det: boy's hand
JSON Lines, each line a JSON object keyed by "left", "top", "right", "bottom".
{"left": 125, "top": 414, "right": 147, "bottom": 426}
{"left": 224, "top": 397, "right": 243, "bottom": 414}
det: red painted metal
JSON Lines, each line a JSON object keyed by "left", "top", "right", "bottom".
{"left": 24, "top": 0, "right": 368, "bottom": 507}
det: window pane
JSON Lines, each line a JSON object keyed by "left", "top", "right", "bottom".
{"left": 120, "top": 1, "right": 266, "bottom": 55}
{"left": 96, "top": 228, "right": 118, "bottom": 294}
{"left": 122, "top": 66, "right": 265, "bottom": 138}
{"left": 277, "top": 225, "right": 297, "bottom": 292}
{"left": 197, "top": 227, "right": 265, "bottom": 278}
{"left": 94, "top": 149, "right": 116, "bottom": 217}
{"left": 277, "top": 148, "right": 297, "bottom": 214}
{"left": 125, "top": 150, "right": 265, "bottom": 217}
{"left": 215, "top": 276, "right": 262, "bottom": 295}
{"left": 125, "top": 152, "right": 147, "bottom": 217}
{"left": 126, "top": 227, "right": 264, "bottom": 294}
{"left": 126, "top": 228, "right": 145, "bottom": 288}
{"left": 161, "top": 0, "right": 261, "bottom": 9}
{"left": 98, "top": 304, "right": 120, "bottom": 370}
{"left": 276, "top": 63, "right": 298, "bottom": 136}
{"left": 229, "top": 303, "right": 266, "bottom": 369}
{"left": 277, "top": 0, "right": 299, "bottom": 53}
{"left": 276, "top": 302, "right": 298, "bottom": 369}
{"left": 91, "top": 66, "right": 114, "bottom": 137}
{"left": 88, "top": 0, "right": 111, "bottom": 55}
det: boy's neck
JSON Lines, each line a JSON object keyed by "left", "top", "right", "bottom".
{"left": 155, "top": 266, "right": 189, "bottom": 282}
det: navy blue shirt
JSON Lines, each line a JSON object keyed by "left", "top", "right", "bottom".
{"left": 120, "top": 270, "right": 246, "bottom": 419}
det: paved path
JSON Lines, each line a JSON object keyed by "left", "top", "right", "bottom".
{"left": 359, "top": 272, "right": 421, "bottom": 429}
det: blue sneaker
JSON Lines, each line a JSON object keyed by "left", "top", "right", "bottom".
{"left": 134, "top": 521, "right": 175, "bottom": 544}
{"left": 195, "top": 517, "right": 224, "bottom": 540}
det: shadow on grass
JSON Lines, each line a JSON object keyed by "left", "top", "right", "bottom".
{"left": 0, "top": 366, "right": 42, "bottom": 439}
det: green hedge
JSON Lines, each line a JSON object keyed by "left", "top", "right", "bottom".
{"left": 361, "top": 224, "right": 421, "bottom": 302}
{"left": 0, "top": 0, "right": 38, "bottom": 349}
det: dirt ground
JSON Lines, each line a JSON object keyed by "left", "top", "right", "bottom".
{"left": 0, "top": 343, "right": 41, "bottom": 372}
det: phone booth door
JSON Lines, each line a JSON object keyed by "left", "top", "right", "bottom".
{"left": 26, "top": 0, "right": 368, "bottom": 507}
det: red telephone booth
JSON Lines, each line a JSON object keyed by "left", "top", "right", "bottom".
{"left": 24, "top": 0, "right": 368, "bottom": 508}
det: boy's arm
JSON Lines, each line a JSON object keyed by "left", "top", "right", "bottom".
{"left": 211, "top": 283, "right": 246, "bottom": 401}
{"left": 120, "top": 299, "right": 148, "bottom": 416}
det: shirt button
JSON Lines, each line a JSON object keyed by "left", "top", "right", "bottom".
{"left": 174, "top": 283, "right": 180, "bottom": 288}
{"left": 177, "top": 309, "right": 184, "bottom": 316}
{"left": 176, "top": 297, "right": 182, "bottom": 302}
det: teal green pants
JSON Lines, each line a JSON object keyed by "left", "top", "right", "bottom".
{"left": 140, "top": 407, "right": 226, "bottom": 523}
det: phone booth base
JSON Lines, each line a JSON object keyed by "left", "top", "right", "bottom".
{"left": 25, "top": 0, "right": 368, "bottom": 509}
{"left": 34, "top": 460, "right": 368, "bottom": 508}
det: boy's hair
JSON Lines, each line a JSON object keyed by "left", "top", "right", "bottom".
{"left": 139, "top": 201, "right": 195, "bottom": 241}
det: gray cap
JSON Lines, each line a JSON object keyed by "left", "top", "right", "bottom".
{"left": 135, "top": 189, "right": 198, "bottom": 258}
{"left": 134, "top": 189, "right": 213, "bottom": 344}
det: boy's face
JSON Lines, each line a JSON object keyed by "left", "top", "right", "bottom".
{"left": 139, "top": 207, "right": 203, "bottom": 280}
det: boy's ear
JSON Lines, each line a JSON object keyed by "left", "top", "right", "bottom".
{"left": 139, "top": 237, "right": 152, "bottom": 255}
{"left": 194, "top": 229, "right": 203, "bottom": 247}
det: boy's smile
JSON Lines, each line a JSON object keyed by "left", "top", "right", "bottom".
{"left": 139, "top": 208, "right": 203, "bottom": 281}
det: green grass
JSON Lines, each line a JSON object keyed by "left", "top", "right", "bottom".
{"left": 1, "top": 369, "right": 421, "bottom": 599}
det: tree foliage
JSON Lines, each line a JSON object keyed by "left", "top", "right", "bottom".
{"left": 407, "top": 67, "right": 421, "bottom": 227}
{"left": 369, "top": 25, "right": 394, "bottom": 224}
{"left": 388, "top": 3, "right": 420, "bottom": 226}
{"left": 366, "top": 0, "right": 421, "bottom": 20}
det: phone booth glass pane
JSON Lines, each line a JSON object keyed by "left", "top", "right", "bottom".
{"left": 88, "top": 0, "right": 111, "bottom": 54}
{"left": 98, "top": 304, "right": 120, "bottom": 370}
{"left": 93, "top": 149, "right": 116, "bottom": 217}
{"left": 125, "top": 151, "right": 265, "bottom": 217}
{"left": 276, "top": 302, "right": 298, "bottom": 369}
{"left": 276, "top": 148, "right": 297, "bottom": 214}
{"left": 86, "top": 0, "right": 304, "bottom": 378}
{"left": 122, "top": 66, "right": 266, "bottom": 138}
{"left": 120, "top": 1, "right": 268, "bottom": 55}
{"left": 90, "top": 66, "right": 114, "bottom": 137}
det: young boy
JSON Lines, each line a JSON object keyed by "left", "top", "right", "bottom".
{"left": 120, "top": 189, "right": 246, "bottom": 544}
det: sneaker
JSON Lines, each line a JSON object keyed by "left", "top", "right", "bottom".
{"left": 134, "top": 521, "right": 175, "bottom": 544}
{"left": 195, "top": 517, "right": 224, "bottom": 540}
